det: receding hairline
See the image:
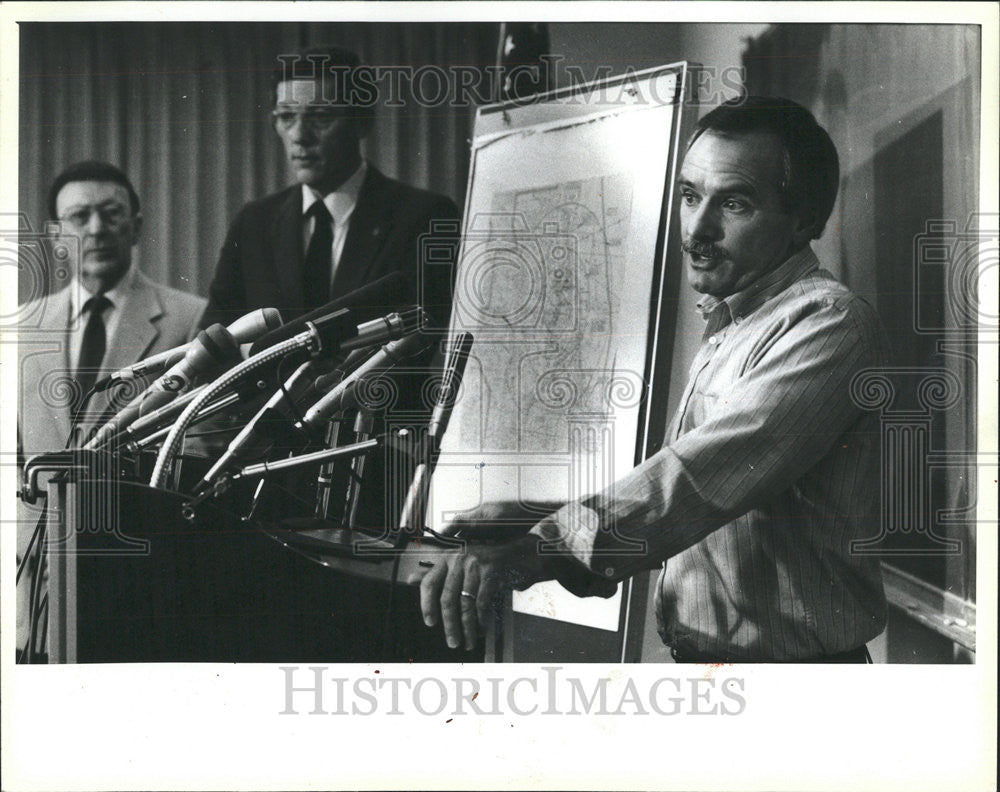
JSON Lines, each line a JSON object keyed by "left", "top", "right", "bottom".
{"left": 682, "top": 127, "right": 791, "bottom": 196}
{"left": 54, "top": 179, "right": 135, "bottom": 212}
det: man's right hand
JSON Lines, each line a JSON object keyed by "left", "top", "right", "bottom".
{"left": 441, "top": 500, "right": 563, "bottom": 540}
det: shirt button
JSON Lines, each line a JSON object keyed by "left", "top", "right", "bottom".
{"left": 708, "top": 335, "right": 718, "bottom": 345}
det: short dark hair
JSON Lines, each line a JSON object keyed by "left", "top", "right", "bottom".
{"left": 689, "top": 96, "right": 840, "bottom": 239}
{"left": 48, "top": 160, "right": 140, "bottom": 220}
{"left": 270, "top": 45, "right": 372, "bottom": 106}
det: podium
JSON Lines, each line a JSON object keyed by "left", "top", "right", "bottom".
{"left": 43, "top": 476, "right": 486, "bottom": 663}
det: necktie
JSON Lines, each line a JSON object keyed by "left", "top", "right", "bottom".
{"left": 303, "top": 201, "right": 333, "bottom": 311}
{"left": 73, "top": 294, "right": 111, "bottom": 417}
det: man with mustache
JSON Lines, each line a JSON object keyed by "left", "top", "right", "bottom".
{"left": 415, "top": 96, "right": 890, "bottom": 663}
{"left": 17, "top": 160, "right": 207, "bottom": 661}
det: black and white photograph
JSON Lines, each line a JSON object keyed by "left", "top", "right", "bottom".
{"left": 2, "top": 2, "right": 996, "bottom": 790}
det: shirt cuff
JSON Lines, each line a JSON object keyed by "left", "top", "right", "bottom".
{"left": 529, "top": 502, "right": 600, "bottom": 567}
{"left": 529, "top": 505, "right": 619, "bottom": 598}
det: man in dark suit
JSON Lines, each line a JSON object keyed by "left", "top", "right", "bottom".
{"left": 194, "top": 48, "right": 464, "bottom": 662}
{"left": 200, "top": 45, "right": 459, "bottom": 329}
{"left": 198, "top": 46, "right": 460, "bottom": 524}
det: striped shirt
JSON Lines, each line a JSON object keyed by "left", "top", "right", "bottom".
{"left": 531, "top": 246, "right": 889, "bottom": 660}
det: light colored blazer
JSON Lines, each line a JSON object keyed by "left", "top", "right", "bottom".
{"left": 16, "top": 270, "right": 206, "bottom": 655}
{"left": 18, "top": 270, "right": 206, "bottom": 456}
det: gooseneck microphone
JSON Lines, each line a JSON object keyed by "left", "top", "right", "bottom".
{"left": 248, "top": 271, "right": 410, "bottom": 355}
{"left": 93, "top": 307, "right": 282, "bottom": 391}
{"left": 149, "top": 306, "right": 424, "bottom": 488}
{"left": 85, "top": 324, "right": 242, "bottom": 449}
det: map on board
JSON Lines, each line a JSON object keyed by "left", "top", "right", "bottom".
{"left": 451, "top": 172, "right": 641, "bottom": 463}
{"left": 430, "top": 98, "right": 679, "bottom": 632}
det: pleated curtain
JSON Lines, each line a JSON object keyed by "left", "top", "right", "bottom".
{"left": 18, "top": 22, "right": 498, "bottom": 301}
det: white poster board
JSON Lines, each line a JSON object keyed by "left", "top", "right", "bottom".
{"left": 429, "top": 65, "right": 693, "bottom": 632}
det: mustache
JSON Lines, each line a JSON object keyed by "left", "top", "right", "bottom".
{"left": 682, "top": 239, "right": 727, "bottom": 259}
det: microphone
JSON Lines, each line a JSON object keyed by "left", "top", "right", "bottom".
{"left": 195, "top": 358, "right": 329, "bottom": 490}
{"left": 397, "top": 332, "right": 474, "bottom": 540}
{"left": 202, "top": 311, "right": 426, "bottom": 468}
{"left": 148, "top": 307, "right": 422, "bottom": 487}
{"left": 85, "top": 324, "right": 241, "bottom": 449}
{"left": 117, "top": 375, "right": 269, "bottom": 448}
{"left": 109, "top": 308, "right": 421, "bottom": 453}
{"left": 116, "top": 383, "right": 210, "bottom": 444}
{"left": 258, "top": 305, "right": 425, "bottom": 373}
{"left": 94, "top": 308, "right": 283, "bottom": 391}
{"left": 298, "top": 331, "right": 433, "bottom": 432}
{"left": 249, "top": 272, "right": 411, "bottom": 355}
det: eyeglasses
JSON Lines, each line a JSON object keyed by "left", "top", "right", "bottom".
{"left": 270, "top": 109, "right": 345, "bottom": 133}
{"left": 58, "top": 203, "right": 130, "bottom": 230}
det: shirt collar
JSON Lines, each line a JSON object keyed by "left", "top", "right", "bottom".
{"left": 696, "top": 246, "right": 820, "bottom": 325}
{"left": 69, "top": 264, "right": 137, "bottom": 323}
{"left": 301, "top": 159, "right": 368, "bottom": 227}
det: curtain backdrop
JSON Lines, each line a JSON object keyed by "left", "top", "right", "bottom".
{"left": 19, "top": 22, "right": 498, "bottom": 300}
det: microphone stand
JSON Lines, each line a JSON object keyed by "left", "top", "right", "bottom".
{"left": 340, "top": 409, "right": 374, "bottom": 530}
{"left": 180, "top": 435, "right": 384, "bottom": 521}
{"left": 311, "top": 364, "right": 348, "bottom": 521}
{"left": 395, "top": 332, "right": 474, "bottom": 549}
{"left": 312, "top": 416, "right": 341, "bottom": 519}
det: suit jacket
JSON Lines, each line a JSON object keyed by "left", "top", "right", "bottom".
{"left": 200, "top": 165, "right": 460, "bottom": 329}
{"left": 17, "top": 270, "right": 206, "bottom": 656}
{"left": 18, "top": 270, "right": 207, "bottom": 456}
{"left": 198, "top": 166, "right": 460, "bottom": 530}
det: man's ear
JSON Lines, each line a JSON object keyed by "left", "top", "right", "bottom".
{"left": 130, "top": 213, "right": 143, "bottom": 246}
{"left": 352, "top": 114, "right": 374, "bottom": 141}
{"left": 790, "top": 209, "right": 816, "bottom": 249}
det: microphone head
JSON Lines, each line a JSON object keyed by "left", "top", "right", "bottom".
{"left": 249, "top": 271, "right": 411, "bottom": 355}
{"left": 185, "top": 324, "right": 242, "bottom": 371}
{"left": 226, "top": 307, "right": 284, "bottom": 344}
{"left": 260, "top": 307, "right": 283, "bottom": 330}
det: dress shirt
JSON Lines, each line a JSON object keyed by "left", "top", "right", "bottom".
{"left": 67, "top": 264, "right": 137, "bottom": 371}
{"left": 530, "top": 246, "right": 890, "bottom": 660}
{"left": 301, "top": 160, "right": 367, "bottom": 291}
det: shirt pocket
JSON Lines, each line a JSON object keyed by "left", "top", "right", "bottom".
{"left": 688, "top": 387, "right": 724, "bottom": 424}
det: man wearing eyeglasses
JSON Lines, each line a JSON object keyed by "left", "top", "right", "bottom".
{"left": 17, "top": 160, "right": 206, "bottom": 661}
{"left": 199, "top": 45, "right": 460, "bottom": 329}
{"left": 196, "top": 46, "right": 460, "bottom": 539}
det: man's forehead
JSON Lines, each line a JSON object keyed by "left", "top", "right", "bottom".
{"left": 275, "top": 78, "right": 326, "bottom": 106}
{"left": 56, "top": 180, "right": 130, "bottom": 210}
{"left": 679, "top": 129, "right": 785, "bottom": 191}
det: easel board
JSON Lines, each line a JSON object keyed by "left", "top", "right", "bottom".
{"left": 428, "top": 63, "right": 696, "bottom": 655}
